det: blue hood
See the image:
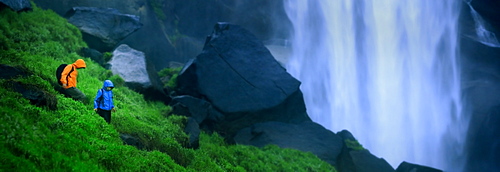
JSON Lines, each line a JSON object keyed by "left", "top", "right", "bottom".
{"left": 94, "top": 80, "right": 115, "bottom": 110}
{"left": 102, "top": 80, "right": 114, "bottom": 89}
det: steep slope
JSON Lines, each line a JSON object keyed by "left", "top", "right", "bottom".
{"left": 0, "top": 4, "right": 336, "bottom": 172}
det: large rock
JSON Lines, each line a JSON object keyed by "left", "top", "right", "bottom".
{"left": 170, "top": 95, "right": 225, "bottom": 132}
{"left": 464, "top": 105, "right": 500, "bottom": 172}
{"left": 469, "top": 0, "right": 500, "bottom": 36}
{"left": 110, "top": 44, "right": 151, "bottom": 87}
{"left": 109, "top": 44, "right": 170, "bottom": 103}
{"left": 0, "top": 65, "right": 57, "bottom": 110}
{"left": 0, "top": 64, "right": 27, "bottom": 79}
{"left": 0, "top": 0, "right": 31, "bottom": 12}
{"left": 396, "top": 161, "right": 443, "bottom": 172}
{"left": 176, "top": 23, "right": 310, "bottom": 136}
{"left": 233, "top": 121, "right": 343, "bottom": 166}
{"left": 80, "top": 48, "right": 105, "bottom": 67}
{"left": 460, "top": 3, "right": 500, "bottom": 171}
{"left": 65, "top": 7, "right": 143, "bottom": 52}
{"left": 32, "top": 0, "right": 293, "bottom": 72}
{"left": 336, "top": 130, "right": 395, "bottom": 172}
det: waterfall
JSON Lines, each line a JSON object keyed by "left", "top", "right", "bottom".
{"left": 284, "top": 0, "right": 464, "bottom": 170}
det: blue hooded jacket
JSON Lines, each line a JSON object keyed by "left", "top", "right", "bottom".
{"left": 94, "top": 80, "right": 114, "bottom": 110}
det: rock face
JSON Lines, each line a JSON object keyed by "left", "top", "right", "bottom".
{"left": 196, "top": 23, "right": 301, "bottom": 113}
{"left": 336, "top": 130, "right": 395, "bottom": 172}
{"left": 80, "top": 48, "right": 105, "bottom": 67}
{"left": 65, "top": 7, "right": 143, "bottom": 52}
{"left": 110, "top": 44, "right": 151, "bottom": 88}
{"left": 109, "top": 44, "right": 170, "bottom": 103}
{"left": 396, "top": 161, "right": 443, "bottom": 172}
{"left": 0, "top": 65, "right": 57, "bottom": 110}
{"left": 32, "top": 0, "right": 292, "bottom": 72}
{"left": 176, "top": 23, "right": 310, "bottom": 137}
{"left": 233, "top": 121, "right": 343, "bottom": 166}
{"left": 460, "top": 1, "right": 500, "bottom": 171}
{"left": 0, "top": 0, "right": 31, "bottom": 12}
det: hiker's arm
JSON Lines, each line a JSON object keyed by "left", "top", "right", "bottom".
{"left": 93, "top": 90, "right": 102, "bottom": 109}
{"left": 60, "top": 66, "right": 71, "bottom": 87}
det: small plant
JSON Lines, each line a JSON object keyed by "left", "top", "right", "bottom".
{"left": 345, "top": 139, "right": 365, "bottom": 151}
{"left": 108, "top": 74, "right": 125, "bottom": 87}
{"left": 103, "top": 52, "right": 113, "bottom": 62}
{"left": 158, "top": 67, "right": 181, "bottom": 90}
{"left": 148, "top": 0, "right": 166, "bottom": 21}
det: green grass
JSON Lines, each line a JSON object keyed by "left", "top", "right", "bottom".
{"left": 0, "top": 3, "right": 336, "bottom": 171}
{"left": 344, "top": 139, "right": 365, "bottom": 151}
{"left": 158, "top": 67, "right": 181, "bottom": 90}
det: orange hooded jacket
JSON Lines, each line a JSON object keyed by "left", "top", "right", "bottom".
{"left": 60, "top": 59, "right": 86, "bottom": 89}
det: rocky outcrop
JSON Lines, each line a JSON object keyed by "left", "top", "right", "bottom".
{"left": 0, "top": 64, "right": 27, "bottom": 79}
{"left": 80, "top": 48, "right": 105, "bottom": 67}
{"left": 176, "top": 23, "right": 310, "bottom": 137}
{"left": 32, "top": 0, "right": 292, "bottom": 72}
{"left": 65, "top": 7, "right": 143, "bottom": 52}
{"left": 460, "top": 1, "right": 500, "bottom": 171}
{"left": 336, "top": 130, "right": 395, "bottom": 172}
{"left": 183, "top": 117, "right": 200, "bottom": 149}
{"left": 109, "top": 44, "right": 170, "bottom": 103}
{"left": 110, "top": 44, "right": 151, "bottom": 88}
{"left": 464, "top": 105, "right": 500, "bottom": 171}
{"left": 171, "top": 23, "right": 401, "bottom": 170}
{"left": 119, "top": 133, "right": 144, "bottom": 150}
{"left": 396, "top": 161, "right": 443, "bottom": 172}
{"left": 469, "top": 0, "right": 500, "bottom": 36}
{"left": 0, "top": 0, "right": 31, "bottom": 12}
{"left": 0, "top": 64, "right": 57, "bottom": 110}
{"left": 233, "top": 121, "right": 343, "bottom": 166}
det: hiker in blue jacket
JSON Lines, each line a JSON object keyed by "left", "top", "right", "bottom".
{"left": 94, "top": 80, "right": 116, "bottom": 123}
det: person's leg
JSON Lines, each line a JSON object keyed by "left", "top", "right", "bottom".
{"left": 97, "top": 109, "right": 111, "bottom": 124}
{"left": 64, "top": 87, "right": 87, "bottom": 103}
{"left": 103, "top": 110, "right": 111, "bottom": 124}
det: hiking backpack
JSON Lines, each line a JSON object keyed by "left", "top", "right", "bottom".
{"left": 56, "top": 64, "right": 74, "bottom": 85}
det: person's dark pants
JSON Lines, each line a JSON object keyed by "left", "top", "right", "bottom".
{"left": 97, "top": 109, "right": 111, "bottom": 124}
{"left": 63, "top": 87, "right": 87, "bottom": 104}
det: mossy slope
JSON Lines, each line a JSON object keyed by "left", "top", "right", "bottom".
{"left": 0, "top": 4, "right": 336, "bottom": 172}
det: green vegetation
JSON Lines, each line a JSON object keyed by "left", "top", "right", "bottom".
{"left": 148, "top": 0, "right": 167, "bottom": 21}
{"left": 344, "top": 139, "right": 365, "bottom": 151}
{"left": 0, "top": 4, "right": 336, "bottom": 171}
{"left": 158, "top": 67, "right": 181, "bottom": 90}
{"left": 103, "top": 52, "right": 113, "bottom": 62}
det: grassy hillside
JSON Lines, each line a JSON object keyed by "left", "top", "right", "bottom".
{"left": 0, "top": 4, "right": 336, "bottom": 172}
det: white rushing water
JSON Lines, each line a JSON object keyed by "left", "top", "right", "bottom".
{"left": 284, "top": 0, "right": 465, "bottom": 170}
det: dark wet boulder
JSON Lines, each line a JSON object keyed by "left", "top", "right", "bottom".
{"left": 170, "top": 95, "right": 211, "bottom": 124}
{"left": 9, "top": 82, "right": 57, "bottom": 110}
{"left": 120, "top": 133, "right": 144, "bottom": 150}
{"left": 0, "top": 64, "right": 56, "bottom": 110}
{"left": 184, "top": 117, "right": 200, "bottom": 149}
{"left": 170, "top": 95, "right": 225, "bottom": 142}
{"left": 233, "top": 121, "right": 343, "bottom": 166}
{"left": 176, "top": 23, "right": 310, "bottom": 137}
{"left": 80, "top": 47, "right": 105, "bottom": 67}
{"left": 396, "top": 161, "right": 443, "bottom": 172}
{"left": 65, "top": 7, "right": 142, "bottom": 52}
{"left": 0, "top": 64, "right": 27, "bottom": 79}
{"left": 336, "top": 130, "right": 395, "bottom": 172}
{"left": 0, "top": 0, "right": 31, "bottom": 12}
{"left": 465, "top": 105, "right": 500, "bottom": 171}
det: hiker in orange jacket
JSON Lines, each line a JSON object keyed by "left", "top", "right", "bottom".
{"left": 60, "top": 59, "right": 87, "bottom": 103}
